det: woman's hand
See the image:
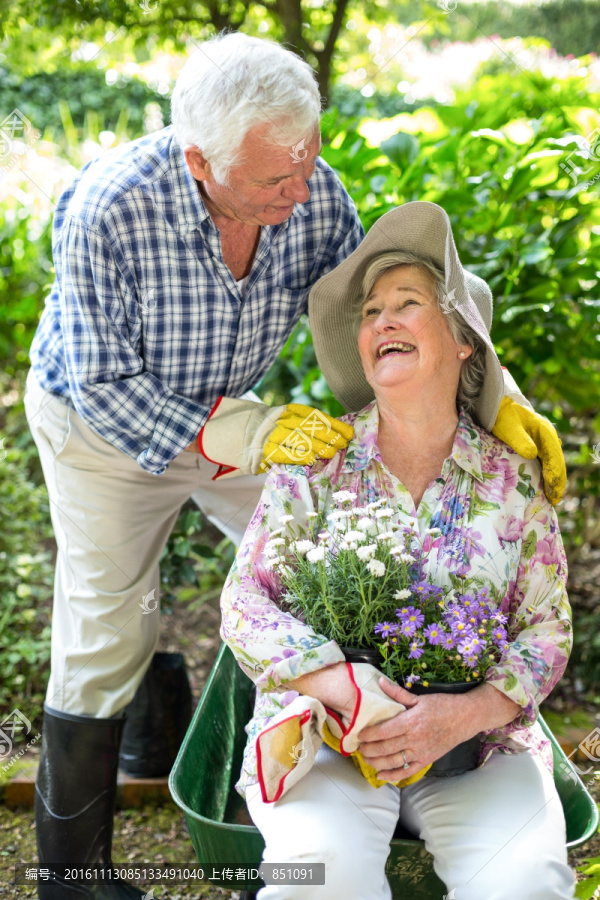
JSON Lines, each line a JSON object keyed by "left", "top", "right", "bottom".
{"left": 287, "top": 662, "right": 360, "bottom": 720}
{"left": 358, "top": 678, "right": 520, "bottom": 782}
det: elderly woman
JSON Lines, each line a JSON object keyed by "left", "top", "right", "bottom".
{"left": 220, "top": 201, "right": 574, "bottom": 899}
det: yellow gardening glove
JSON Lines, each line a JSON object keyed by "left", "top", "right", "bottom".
{"left": 322, "top": 722, "right": 430, "bottom": 788}
{"left": 261, "top": 403, "right": 354, "bottom": 471}
{"left": 199, "top": 397, "right": 353, "bottom": 478}
{"left": 492, "top": 396, "right": 566, "bottom": 506}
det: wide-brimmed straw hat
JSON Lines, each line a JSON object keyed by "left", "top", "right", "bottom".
{"left": 308, "top": 201, "right": 504, "bottom": 431}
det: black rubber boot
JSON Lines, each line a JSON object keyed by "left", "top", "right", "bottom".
{"left": 119, "top": 651, "right": 192, "bottom": 778}
{"left": 35, "top": 704, "right": 144, "bottom": 898}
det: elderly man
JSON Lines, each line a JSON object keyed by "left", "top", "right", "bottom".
{"left": 25, "top": 31, "right": 565, "bottom": 899}
{"left": 26, "top": 33, "right": 360, "bottom": 899}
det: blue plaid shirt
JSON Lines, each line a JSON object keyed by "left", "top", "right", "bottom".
{"left": 30, "top": 127, "right": 364, "bottom": 474}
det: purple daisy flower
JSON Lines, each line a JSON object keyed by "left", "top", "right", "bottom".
{"left": 443, "top": 603, "right": 466, "bottom": 622}
{"left": 450, "top": 620, "right": 474, "bottom": 639}
{"left": 374, "top": 621, "right": 398, "bottom": 636}
{"left": 493, "top": 626, "right": 507, "bottom": 642}
{"left": 408, "top": 639, "right": 424, "bottom": 659}
{"left": 469, "top": 636, "right": 486, "bottom": 653}
{"left": 442, "top": 633, "right": 456, "bottom": 649}
{"left": 406, "top": 608, "right": 425, "bottom": 629}
{"left": 400, "top": 620, "right": 417, "bottom": 638}
{"left": 424, "top": 623, "right": 444, "bottom": 645}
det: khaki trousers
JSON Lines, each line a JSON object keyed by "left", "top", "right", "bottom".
{"left": 24, "top": 368, "right": 264, "bottom": 717}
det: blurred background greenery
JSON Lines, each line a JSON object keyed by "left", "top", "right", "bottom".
{"left": 0, "top": 1, "right": 599, "bottom": 751}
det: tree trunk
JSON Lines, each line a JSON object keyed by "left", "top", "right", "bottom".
{"left": 314, "top": 0, "right": 351, "bottom": 106}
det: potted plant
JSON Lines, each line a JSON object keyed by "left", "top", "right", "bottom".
{"left": 265, "top": 489, "right": 509, "bottom": 776}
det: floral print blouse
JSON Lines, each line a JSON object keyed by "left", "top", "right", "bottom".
{"left": 220, "top": 402, "right": 572, "bottom": 798}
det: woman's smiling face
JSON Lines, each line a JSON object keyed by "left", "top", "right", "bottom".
{"left": 357, "top": 264, "right": 469, "bottom": 398}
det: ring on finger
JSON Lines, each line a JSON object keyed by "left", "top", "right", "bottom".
{"left": 401, "top": 750, "right": 410, "bottom": 770}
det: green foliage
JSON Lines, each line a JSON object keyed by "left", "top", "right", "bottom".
{"left": 0, "top": 440, "right": 53, "bottom": 723}
{"left": 0, "top": 62, "right": 171, "bottom": 149}
{"left": 0, "top": 194, "right": 53, "bottom": 373}
{"left": 575, "top": 850, "right": 600, "bottom": 899}
{"left": 159, "top": 503, "right": 235, "bottom": 609}
{"left": 420, "top": 0, "right": 600, "bottom": 60}
{"left": 0, "top": 0, "right": 416, "bottom": 102}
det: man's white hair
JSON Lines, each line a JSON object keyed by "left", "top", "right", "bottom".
{"left": 171, "top": 32, "right": 322, "bottom": 185}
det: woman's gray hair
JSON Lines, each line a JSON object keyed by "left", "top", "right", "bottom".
{"left": 171, "top": 33, "right": 321, "bottom": 186}
{"left": 361, "top": 251, "right": 487, "bottom": 417}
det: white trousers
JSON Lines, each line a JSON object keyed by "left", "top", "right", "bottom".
{"left": 246, "top": 745, "right": 576, "bottom": 900}
{"left": 24, "top": 368, "right": 264, "bottom": 717}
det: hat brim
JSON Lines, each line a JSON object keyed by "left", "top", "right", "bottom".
{"left": 308, "top": 201, "right": 504, "bottom": 431}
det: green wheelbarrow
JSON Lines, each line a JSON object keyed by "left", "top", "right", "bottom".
{"left": 170, "top": 643, "right": 599, "bottom": 898}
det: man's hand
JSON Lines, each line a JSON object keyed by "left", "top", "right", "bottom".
{"left": 492, "top": 396, "right": 566, "bottom": 506}
{"left": 260, "top": 403, "right": 354, "bottom": 471}
{"left": 197, "top": 397, "right": 354, "bottom": 477}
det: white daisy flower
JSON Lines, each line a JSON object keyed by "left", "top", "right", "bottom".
{"left": 306, "top": 546, "right": 326, "bottom": 563}
{"left": 394, "top": 589, "right": 412, "bottom": 600}
{"left": 356, "top": 517, "right": 376, "bottom": 534}
{"left": 375, "top": 508, "right": 394, "bottom": 519}
{"left": 356, "top": 544, "right": 377, "bottom": 560}
{"left": 268, "top": 527, "right": 285, "bottom": 538}
{"left": 306, "top": 511, "right": 319, "bottom": 519}
{"left": 279, "top": 514, "right": 295, "bottom": 525}
{"left": 376, "top": 531, "right": 395, "bottom": 542}
{"left": 341, "top": 541, "right": 358, "bottom": 551}
{"left": 344, "top": 530, "right": 366, "bottom": 542}
{"left": 366, "top": 559, "right": 385, "bottom": 577}
{"left": 293, "top": 540, "right": 316, "bottom": 556}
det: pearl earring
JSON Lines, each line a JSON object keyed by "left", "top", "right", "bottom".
{"left": 459, "top": 351, "right": 466, "bottom": 358}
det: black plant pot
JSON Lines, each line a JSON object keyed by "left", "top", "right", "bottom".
{"left": 406, "top": 679, "right": 481, "bottom": 777}
{"left": 341, "top": 647, "right": 382, "bottom": 667}
{"left": 119, "top": 651, "right": 192, "bottom": 778}
{"left": 342, "top": 648, "right": 480, "bottom": 778}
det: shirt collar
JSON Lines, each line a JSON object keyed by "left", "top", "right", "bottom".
{"left": 341, "top": 401, "right": 484, "bottom": 483}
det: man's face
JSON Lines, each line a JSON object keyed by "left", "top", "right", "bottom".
{"left": 186, "top": 124, "right": 321, "bottom": 227}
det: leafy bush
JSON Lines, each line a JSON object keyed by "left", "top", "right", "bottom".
{"left": 0, "top": 193, "right": 54, "bottom": 374}
{"left": 0, "top": 444, "right": 53, "bottom": 726}
{"left": 426, "top": 0, "right": 600, "bottom": 60}
{"left": 0, "top": 63, "right": 171, "bottom": 146}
